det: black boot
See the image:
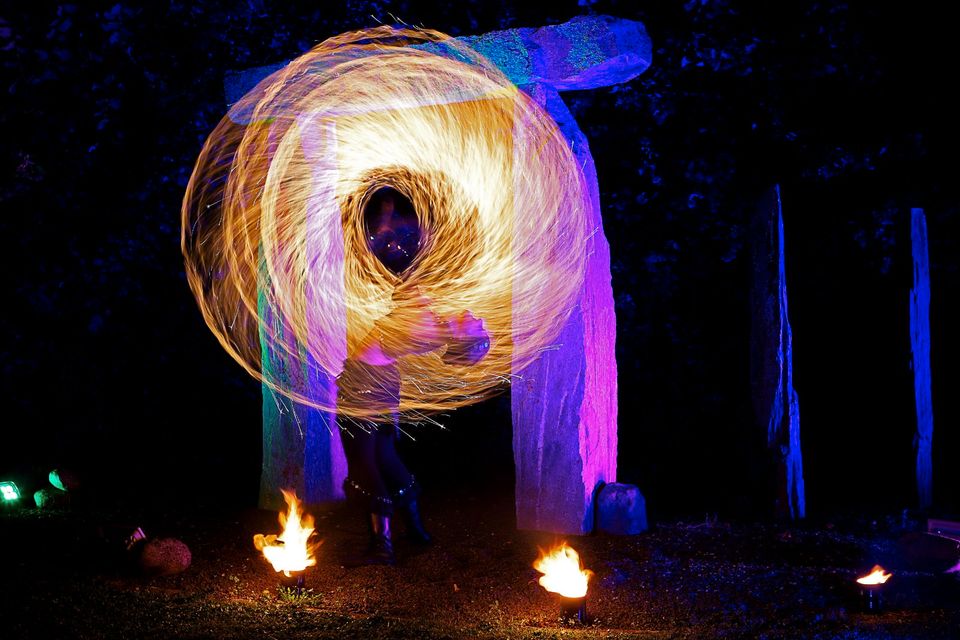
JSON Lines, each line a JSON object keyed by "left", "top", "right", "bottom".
{"left": 402, "top": 500, "right": 433, "bottom": 545}
{"left": 367, "top": 513, "right": 396, "bottom": 565}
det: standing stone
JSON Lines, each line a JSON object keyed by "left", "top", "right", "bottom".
{"left": 259, "top": 297, "right": 347, "bottom": 510}
{"left": 498, "top": 18, "right": 651, "bottom": 535}
{"left": 260, "top": 386, "right": 347, "bottom": 510}
{"left": 230, "top": 17, "right": 653, "bottom": 529}
{"left": 750, "top": 185, "right": 805, "bottom": 520}
{"left": 910, "top": 208, "right": 934, "bottom": 509}
{"left": 258, "top": 110, "right": 349, "bottom": 511}
{"left": 511, "top": 86, "right": 621, "bottom": 534}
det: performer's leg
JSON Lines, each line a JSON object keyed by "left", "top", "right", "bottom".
{"left": 341, "top": 423, "right": 394, "bottom": 514}
{"left": 374, "top": 420, "right": 431, "bottom": 544}
{"left": 374, "top": 422, "right": 417, "bottom": 500}
{"left": 340, "top": 422, "right": 395, "bottom": 564}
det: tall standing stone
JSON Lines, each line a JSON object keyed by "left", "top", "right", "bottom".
{"left": 750, "top": 185, "right": 805, "bottom": 520}
{"left": 258, "top": 117, "right": 349, "bottom": 511}
{"left": 489, "top": 17, "right": 651, "bottom": 534}
{"left": 259, "top": 292, "right": 347, "bottom": 509}
{"left": 511, "top": 86, "right": 619, "bottom": 534}
{"left": 910, "top": 208, "right": 934, "bottom": 509}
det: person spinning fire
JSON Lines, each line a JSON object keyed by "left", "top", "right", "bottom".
{"left": 337, "top": 186, "right": 490, "bottom": 565}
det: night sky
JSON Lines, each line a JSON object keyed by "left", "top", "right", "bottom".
{"left": 1, "top": 2, "right": 956, "bottom": 518}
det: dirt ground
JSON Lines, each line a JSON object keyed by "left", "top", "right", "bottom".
{"left": 3, "top": 485, "right": 959, "bottom": 640}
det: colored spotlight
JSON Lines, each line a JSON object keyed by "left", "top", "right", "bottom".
{"left": 1, "top": 481, "right": 21, "bottom": 502}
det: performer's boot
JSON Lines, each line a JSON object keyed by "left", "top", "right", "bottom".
{"left": 367, "top": 513, "right": 395, "bottom": 565}
{"left": 402, "top": 500, "right": 433, "bottom": 545}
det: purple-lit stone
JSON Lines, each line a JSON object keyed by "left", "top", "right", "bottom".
{"left": 469, "top": 16, "right": 649, "bottom": 534}
{"left": 453, "top": 15, "right": 651, "bottom": 91}
{"left": 910, "top": 208, "right": 934, "bottom": 509}
{"left": 513, "top": 86, "right": 619, "bottom": 535}
{"left": 259, "top": 117, "right": 349, "bottom": 511}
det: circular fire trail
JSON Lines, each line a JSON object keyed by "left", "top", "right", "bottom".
{"left": 182, "top": 26, "right": 591, "bottom": 420}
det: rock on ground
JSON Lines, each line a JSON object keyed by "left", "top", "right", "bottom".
{"left": 137, "top": 537, "right": 192, "bottom": 577}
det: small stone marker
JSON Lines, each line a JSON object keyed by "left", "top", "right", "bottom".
{"left": 49, "top": 468, "right": 80, "bottom": 492}
{"left": 33, "top": 487, "right": 69, "bottom": 509}
{"left": 596, "top": 483, "right": 647, "bottom": 535}
{"left": 137, "top": 537, "right": 192, "bottom": 576}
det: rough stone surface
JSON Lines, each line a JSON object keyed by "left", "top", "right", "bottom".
{"left": 259, "top": 297, "right": 347, "bottom": 510}
{"left": 260, "top": 389, "right": 347, "bottom": 510}
{"left": 596, "top": 483, "right": 648, "bottom": 535}
{"left": 749, "top": 185, "right": 805, "bottom": 520}
{"left": 457, "top": 14, "right": 651, "bottom": 91}
{"left": 512, "top": 86, "right": 619, "bottom": 535}
{"left": 137, "top": 537, "right": 192, "bottom": 577}
{"left": 224, "top": 15, "right": 652, "bottom": 116}
{"left": 33, "top": 488, "right": 68, "bottom": 509}
{"left": 258, "top": 116, "right": 348, "bottom": 511}
{"left": 910, "top": 208, "right": 934, "bottom": 509}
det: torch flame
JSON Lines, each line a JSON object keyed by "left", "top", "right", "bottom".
{"left": 856, "top": 565, "right": 892, "bottom": 585}
{"left": 253, "top": 489, "right": 319, "bottom": 576}
{"left": 533, "top": 542, "right": 593, "bottom": 598}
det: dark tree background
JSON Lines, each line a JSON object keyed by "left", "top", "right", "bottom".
{"left": 1, "top": 1, "right": 956, "bottom": 518}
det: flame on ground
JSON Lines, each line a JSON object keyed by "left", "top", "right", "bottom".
{"left": 253, "top": 489, "right": 319, "bottom": 576}
{"left": 856, "top": 565, "right": 892, "bottom": 585}
{"left": 533, "top": 542, "right": 592, "bottom": 598}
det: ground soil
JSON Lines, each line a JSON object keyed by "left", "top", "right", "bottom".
{"left": 2, "top": 485, "right": 959, "bottom": 639}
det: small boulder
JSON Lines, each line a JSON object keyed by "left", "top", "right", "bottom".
{"left": 137, "top": 537, "right": 192, "bottom": 576}
{"left": 49, "top": 469, "right": 80, "bottom": 492}
{"left": 33, "top": 487, "right": 69, "bottom": 509}
{"left": 596, "top": 483, "right": 647, "bottom": 535}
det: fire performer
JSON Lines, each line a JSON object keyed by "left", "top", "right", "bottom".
{"left": 338, "top": 186, "right": 490, "bottom": 565}
{"left": 182, "top": 25, "right": 591, "bottom": 556}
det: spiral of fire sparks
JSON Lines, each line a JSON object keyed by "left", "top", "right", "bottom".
{"left": 182, "top": 26, "right": 591, "bottom": 420}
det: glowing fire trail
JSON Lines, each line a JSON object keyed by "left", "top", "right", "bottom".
{"left": 182, "top": 26, "right": 591, "bottom": 421}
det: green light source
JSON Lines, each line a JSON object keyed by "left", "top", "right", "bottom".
{"left": 1, "top": 481, "right": 21, "bottom": 502}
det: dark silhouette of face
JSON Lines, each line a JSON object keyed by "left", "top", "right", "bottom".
{"left": 363, "top": 187, "right": 421, "bottom": 275}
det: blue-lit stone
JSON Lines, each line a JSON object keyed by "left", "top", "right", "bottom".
{"left": 596, "top": 483, "right": 648, "bottom": 535}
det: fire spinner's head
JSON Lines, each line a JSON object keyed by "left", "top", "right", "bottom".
{"left": 363, "top": 186, "right": 422, "bottom": 276}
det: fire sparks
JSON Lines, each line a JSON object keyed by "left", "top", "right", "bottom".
{"left": 253, "top": 489, "right": 319, "bottom": 576}
{"left": 856, "top": 565, "right": 892, "bottom": 586}
{"left": 182, "top": 25, "right": 591, "bottom": 422}
{"left": 533, "top": 542, "right": 592, "bottom": 598}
